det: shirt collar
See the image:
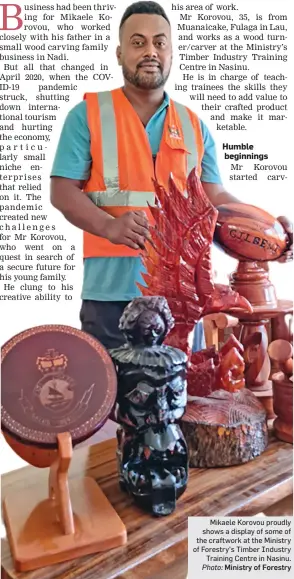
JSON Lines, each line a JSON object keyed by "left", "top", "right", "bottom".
{"left": 162, "top": 91, "right": 170, "bottom": 108}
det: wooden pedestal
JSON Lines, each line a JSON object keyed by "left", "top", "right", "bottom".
{"left": 229, "top": 260, "right": 292, "bottom": 418}
{"left": 230, "top": 261, "right": 278, "bottom": 309}
{"left": 2, "top": 433, "right": 127, "bottom": 572}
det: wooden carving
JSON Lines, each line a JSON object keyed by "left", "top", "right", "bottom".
{"left": 215, "top": 204, "right": 291, "bottom": 398}
{"left": 138, "top": 169, "right": 252, "bottom": 397}
{"left": 1, "top": 325, "right": 126, "bottom": 572}
{"left": 110, "top": 296, "right": 188, "bottom": 517}
{"left": 214, "top": 203, "right": 288, "bottom": 262}
{"left": 187, "top": 334, "right": 245, "bottom": 397}
{"left": 136, "top": 170, "right": 269, "bottom": 467}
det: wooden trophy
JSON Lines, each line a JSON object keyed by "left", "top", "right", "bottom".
{"left": 1, "top": 325, "right": 127, "bottom": 572}
{"left": 214, "top": 203, "right": 292, "bottom": 415}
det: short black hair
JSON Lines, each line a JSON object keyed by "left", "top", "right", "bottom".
{"left": 119, "top": 1, "right": 170, "bottom": 30}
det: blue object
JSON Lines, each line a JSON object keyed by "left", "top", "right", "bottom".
{"left": 192, "top": 321, "right": 206, "bottom": 352}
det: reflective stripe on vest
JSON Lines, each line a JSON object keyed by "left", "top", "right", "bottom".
{"left": 88, "top": 190, "right": 155, "bottom": 208}
{"left": 87, "top": 91, "right": 156, "bottom": 213}
{"left": 173, "top": 101, "right": 197, "bottom": 177}
{"left": 83, "top": 89, "right": 204, "bottom": 257}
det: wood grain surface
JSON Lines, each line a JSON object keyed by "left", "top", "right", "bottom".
{"left": 1, "top": 434, "right": 293, "bottom": 579}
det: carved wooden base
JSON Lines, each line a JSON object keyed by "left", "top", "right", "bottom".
{"left": 230, "top": 261, "right": 277, "bottom": 308}
{"left": 2, "top": 433, "right": 127, "bottom": 572}
{"left": 227, "top": 261, "right": 293, "bottom": 420}
{"left": 181, "top": 389, "right": 268, "bottom": 468}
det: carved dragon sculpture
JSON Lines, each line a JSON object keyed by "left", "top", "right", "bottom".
{"left": 138, "top": 169, "right": 253, "bottom": 397}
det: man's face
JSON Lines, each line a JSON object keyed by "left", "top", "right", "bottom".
{"left": 117, "top": 14, "right": 172, "bottom": 90}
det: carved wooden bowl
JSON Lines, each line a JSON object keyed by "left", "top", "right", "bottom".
{"left": 1, "top": 325, "right": 117, "bottom": 467}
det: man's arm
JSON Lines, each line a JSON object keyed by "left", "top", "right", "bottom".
{"left": 49, "top": 103, "right": 111, "bottom": 235}
{"left": 198, "top": 119, "right": 292, "bottom": 262}
{"left": 50, "top": 101, "right": 149, "bottom": 250}
{"left": 50, "top": 177, "right": 113, "bottom": 238}
{"left": 50, "top": 177, "right": 149, "bottom": 251}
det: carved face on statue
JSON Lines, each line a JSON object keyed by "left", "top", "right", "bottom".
{"left": 112, "top": 297, "right": 187, "bottom": 428}
{"left": 134, "top": 310, "right": 166, "bottom": 346}
{"left": 118, "top": 296, "right": 174, "bottom": 346}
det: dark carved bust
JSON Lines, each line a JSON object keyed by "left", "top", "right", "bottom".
{"left": 110, "top": 296, "right": 188, "bottom": 517}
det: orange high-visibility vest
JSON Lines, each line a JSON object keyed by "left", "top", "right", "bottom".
{"left": 83, "top": 88, "right": 204, "bottom": 258}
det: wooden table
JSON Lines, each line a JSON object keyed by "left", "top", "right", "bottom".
{"left": 1, "top": 435, "right": 293, "bottom": 579}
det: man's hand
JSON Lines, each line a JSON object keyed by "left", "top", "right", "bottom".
{"left": 277, "top": 216, "right": 293, "bottom": 263}
{"left": 106, "top": 210, "right": 150, "bottom": 250}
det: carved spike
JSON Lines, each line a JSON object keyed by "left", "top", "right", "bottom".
{"left": 137, "top": 284, "right": 154, "bottom": 296}
{"left": 152, "top": 213, "right": 181, "bottom": 253}
{"left": 178, "top": 283, "right": 200, "bottom": 303}
{"left": 168, "top": 175, "right": 196, "bottom": 230}
{"left": 140, "top": 273, "right": 155, "bottom": 286}
{"left": 186, "top": 169, "right": 214, "bottom": 214}
{"left": 148, "top": 205, "right": 161, "bottom": 221}
{"left": 147, "top": 230, "right": 179, "bottom": 263}
{"left": 193, "top": 247, "right": 215, "bottom": 298}
{"left": 152, "top": 180, "right": 168, "bottom": 206}
{"left": 179, "top": 262, "right": 195, "bottom": 285}
{"left": 154, "top": 189, "right": 186, "bottom": 238}
{"left": 139, "top": 270, "right": 179, "bottom": 298}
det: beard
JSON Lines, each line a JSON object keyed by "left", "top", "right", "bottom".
{"left": 122, "top": 60, "right": 171, "bottom": 89}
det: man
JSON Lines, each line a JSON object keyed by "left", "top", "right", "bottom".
{"left": 50, "top": 1, "right": 292, "bottom": 349}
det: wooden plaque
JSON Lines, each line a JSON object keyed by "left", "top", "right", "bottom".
{"left": 1, "top": 325, "right": 126, "bottom": 572}
{"left": 1, "top": 325, "right": 117, "bottom": 448}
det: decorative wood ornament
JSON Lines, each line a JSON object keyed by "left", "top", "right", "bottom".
{"left": 215, "top": 203, "right": 291, "bottom": 412}
{"left": 1, "top": 325, "right": 126, "bottom": 572}
{"left": 110, "top": 296, "right": 188, "bottom": 517}
{"left": 137, "top": 170, "right": 270, "bottom": 467}
{"left": 215, "top": 203, "right": 288, "bottom": 262}
{"left": 138, "top": 169, "right": 252, "bottom": 395}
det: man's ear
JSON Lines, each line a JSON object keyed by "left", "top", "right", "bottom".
{"left": 116, "top": 45, "right": 122, "bottom": 65}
